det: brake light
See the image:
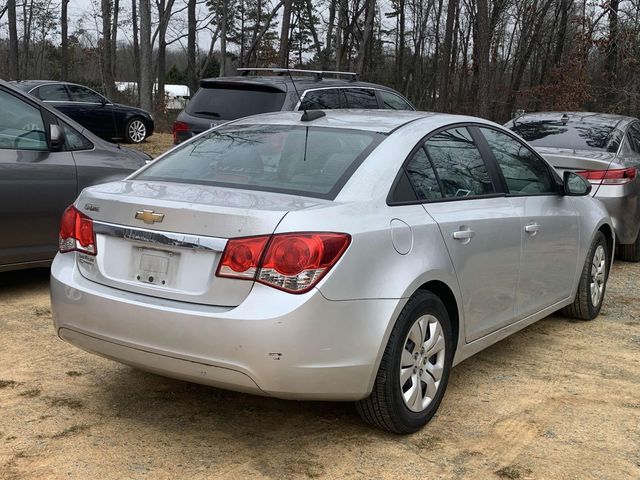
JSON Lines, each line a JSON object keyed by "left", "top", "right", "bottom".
{"left": 577, "top": 167, "right": 637, "bottom": 185}
{"left": 172, "top": 121, "right": 190, "bottom": 144}
{"left": 59, "top": 206, "right": 96, "bottom": 255}
{"left": 216, "top": 232, "right": 351, "bottom": 293}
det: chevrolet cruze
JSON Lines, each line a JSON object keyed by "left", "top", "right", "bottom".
{"left": 50, "top": 110, "right": 613, "bottom": 433}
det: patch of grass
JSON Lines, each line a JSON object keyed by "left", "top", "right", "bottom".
{"left": 48, "top": 397, "right": 84, "bottom": 410}
{"left": 65, "top": 371, "right": 83, "bottom": 377}
{"left": 0, "top": 380, "right": 17, "bottom": 389}
{"left": 33, "top": 306, "right": 51, "bottom": 316}
{"left": 496, "top": 465, "right": 532, "bottom": 479}
{"left": 413, "top": 434, "right": 442, "bottom": 449}
{"left": 51, "top": 424, "right": 90, "bottom": 439}
{"left": 128, "top": 133, "right": 173, "bottom": 158}
{"left": 19, "top": 388, "right": 41, "bottom": 398}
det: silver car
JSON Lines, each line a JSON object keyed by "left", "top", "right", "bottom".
{"left": 51, "top": 111, "right": 613, "bottom": 433}
{"left": 506, "top": 112, "right": 640, "bottom": 261}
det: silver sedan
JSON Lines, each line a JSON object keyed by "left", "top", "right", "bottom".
{"left": 51, "top": 110, "right": 613, "bottom": 433}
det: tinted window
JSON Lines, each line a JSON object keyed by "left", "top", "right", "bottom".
{"left": 481, "top": 128, "right": 555, "bottom": 195}
{"left": 67, "top": 85, "right": 104, "bottom": 103}
{"left": 61, "top": 122, "right": 93, "bottom": 151}
{"left": 137, "top": 125, "right": 381, "bottom": 199}
{"left": 0, "top": 90, "right": 47, "bottom": 151}
{"left": 35, "top": 84, "right": 70, "bottom": 101}
{"left": 626, "top": 123, "right": 640, "bottom": 155}
{"left": 509, "top": 117, "right": 621, "bottom": 153}
{"left": 379, "top": 90, "right": 413, "bottom": 110}
{"left": 299, "top": 89, "right": 344, "bottom": 110}
{"left": 186, "top": 86, "right": 286, "bottom": 120}
{"left": 424, "top": 127, "right": 494, "bottom": 198}
{"left": 344, "top": 88, "right": 378, "bottom": 109}
{"left": 405, "top": 147, "right": 442, "bottom": 199}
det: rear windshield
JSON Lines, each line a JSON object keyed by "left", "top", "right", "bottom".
{"left": 508, "top": 119, "right": 621, "bottom": 153}
{"left": 186, "top": 85, "right": 286, "bottom": 120}
{"left": 136, "top": 125, "right": 383, "bottom": 199}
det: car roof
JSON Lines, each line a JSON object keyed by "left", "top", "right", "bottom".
{"left": 228, "top": 109, "right": 483, "bottom": 134}
{"left": 513, "top": 111, "right": 636, "bottom": 130}
{"left": 11, "top": 80, "right": 96, "bottom": 92}
{"left": 200, "top": 75, "right": 403, "bottom": 94}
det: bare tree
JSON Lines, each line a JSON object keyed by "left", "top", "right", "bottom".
{"left": 139, "top": 0, "right": 152, "bottom": 111}
{"left": 8, "top": 0, "right": 19, "bottom": 80}
{"left": 278, "top": 0, "right": 292, "bottom": 67}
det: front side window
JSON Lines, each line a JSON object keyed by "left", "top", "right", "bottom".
{"left": 299, "top": 89, "right": 344, "bottom": 110}
{"left": 424, "top": 127, "right": 495, "bottom": 198}
{"left": 35, "top": 84, "right": 71, "bottom": 102}
{"left": 343, "top": 88, "right": 379, "bottom": 109}
{"left": 136, "top": 125, "right": 382, "bottom": 199}
{"left": 61, "top": 122, "right": 93, "bottom": 151}
{"left": 67, "top": 85, "right": 104, "bottom": 103}
{"left": 0, "top": 90, "right": 48, "bottom": 151}
{"left": 379, "top": 90, "right": 413, "bottom": 110}
{"left": 481, "top": 127, "right": 556, "bottom": 195}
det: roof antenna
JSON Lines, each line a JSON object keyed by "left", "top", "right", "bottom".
{"left": 284, "top": 68, "right": 325, "bottom": 122}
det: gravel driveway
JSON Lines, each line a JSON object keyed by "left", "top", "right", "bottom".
{"left": 0, "top": 262, "right": 639, "bottom": 480}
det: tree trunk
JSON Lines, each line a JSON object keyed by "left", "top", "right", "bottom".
{"left": 61, "top": 0, "right": 69, "bottom": 80}
{"left": 278, "top": 0, "right": 292, "bottom": 67}
{"left": 553, "top": 0, "right": 571, "bottom": 66}
{"left": 335, "top": 0, "right": 346, "bottom": 70}
{"left": 355, "top": 0, "right": 375, "bottom": 74}
{"left": 605, "top": 0, "right": 620, "bottom": 104}
{"left": 111, "top": 0, "right": 120, "bottom": 81}
{"left": 132, "top": 0, "right": 140, "bottom": 104}
{"left": 187, "top": 0, "right": 198, "bottom": 93}
{"left": 438, "top": 0, "right": 457, "bottom": 111}
{"left": 8, "top": 0, "right": 19, "bottom": 80}
{"left": 101, "top": 0, "right": 116, "bottom": 97}
{"left": 473, "top": 0, "right": 491, "bottom": 118}
{"left": 220, "top": 2, "right": 228, "bottom": 75}
{"left": 139, "top": 0, "right": 152, "bottom": 111}
{"left": 325, "top": 0, "right": 336, "bottom": 68}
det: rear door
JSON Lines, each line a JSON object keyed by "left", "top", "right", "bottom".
{"left": 0, "top": 87, "right": 77, "bottom": 267}
{"left": 343, "top": 88, "right": 379, "bottom": 109}
{"left": 402, "top": 126, "right": 521, "bottom": 342}
{"left": 478, "top": 126, "right": 580, "bottom": 319}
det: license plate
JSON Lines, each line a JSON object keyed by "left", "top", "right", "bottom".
{"left": 135, "top": 249, "right": 177, "bottom": 286}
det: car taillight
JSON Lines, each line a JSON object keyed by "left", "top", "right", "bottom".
{"left": 59, "top": 206, "right": 97, "bottom": 255}
{"left": 577, "top": 167, "right": 637, "bottom": 185}
{"left": 216, "top": 232, "right": 350, "bottom": 293}
{"left": 172, "top": 121, "right": 190, "bottom": 144}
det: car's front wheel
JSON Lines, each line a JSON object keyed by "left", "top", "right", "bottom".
{"left": 562, "top": 231, "right": 609, "bottom": 320}
{"left": 356, "top": 290, "right": 453, "bottom": 433}
{"left": 125, "top": 117, "right": 147, "bottom": 144}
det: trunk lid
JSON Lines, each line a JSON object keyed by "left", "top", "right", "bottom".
{"left": 534, "top": 147, "right": 623, "bottom": 174}
{"left": 74, "top": 180, "right": 329, "bottom": 306}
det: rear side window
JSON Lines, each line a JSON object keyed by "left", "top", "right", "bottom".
{"left": 343, "top": 88, "right": 379, "bottom": 109}
{"left": 405, "top": 147, "right": 442, "bottom": 200}
{"left": 379, "top": 90, "right": 413, "bottom": 110}
{"left": 67, "top": 85, "right": 104, "bottom": 103}
{"left": 480, "top": 127, "right": 556, "bottom": 195}
{"left": 186, "top": 85, "right": 286, "bottom": 120}
{"left": 137, "top": 125, "right": 382, "bottom": 199}
{"left": 424, "top": 127, "right": 495, "bottom": 198}
{"left": 299, "top": 89, "right": 344, "bottom": 110}
{"left": 35, "top": 84, "right": 70, "bottom": 101}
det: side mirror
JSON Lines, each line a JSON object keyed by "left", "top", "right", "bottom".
{"left": 563, "top": 171, "right": 592, "bottom": 196}
{"left": 49, "top": 124, "right": 65, "bottom": 151}
{"left": 100, "top": 97, "right": 108, "bottom": 107}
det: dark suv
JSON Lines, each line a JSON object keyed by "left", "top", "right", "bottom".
{"left": 172, "top": 68, "right": 414, "bottom": 144}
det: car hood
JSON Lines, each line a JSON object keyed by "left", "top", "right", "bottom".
{"left": 533, "top": 147, "right": 623, "bottom": 172}
{"left": 113, "top": 103, "right": 151, "bottom": 116}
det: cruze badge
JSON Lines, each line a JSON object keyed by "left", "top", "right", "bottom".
{"left": 135, "top": 209, "right": 165, "bottom": 224}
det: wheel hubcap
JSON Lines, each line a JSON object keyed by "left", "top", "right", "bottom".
{"left": 399, "top": 314, "right": 446, "bottom": 412}
{"left": 128, "top": 120, "right": 146, "bottom": 143}
{"left": 590, "top": 245, "right": 606, "bottom": 307}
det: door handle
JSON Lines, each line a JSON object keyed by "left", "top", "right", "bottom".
{"left": 452, "top": 229, "right": 475, "bottom": 240}
{"left": 524, "top": 223, "right": 541, "bottom": 234}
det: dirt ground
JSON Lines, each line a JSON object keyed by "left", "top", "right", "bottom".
{"left": 0, "top": 261, "right": 638, "bottom": 480}
{"left": 128, "top": 133, "right": 174, "bottom": 158}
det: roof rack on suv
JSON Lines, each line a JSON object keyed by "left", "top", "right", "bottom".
{"left": 236, "top": 68, "right": 359, "bottom": 82}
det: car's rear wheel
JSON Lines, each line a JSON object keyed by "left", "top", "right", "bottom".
{"left": 125, "top": 118, "right": 147, "bottom": 144}
{"left": 617, "top": 232, "right": 640, "bottom": 262}
{"left": 356, "top": 290, "right": 453, "bottom": 433}
{"left": 562, "top": 231, "right": 609, "bottom": 320}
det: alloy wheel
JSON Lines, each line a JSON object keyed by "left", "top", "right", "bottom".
{"left": 590, "top": 245, "right": 606, "bottom": 306}
{"left": 128, "top": 119, "right": 146, "bottom": 143}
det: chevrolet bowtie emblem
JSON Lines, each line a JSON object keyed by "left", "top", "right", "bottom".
{"left": 135, "top": 209, "right": 165, "bottom": 224}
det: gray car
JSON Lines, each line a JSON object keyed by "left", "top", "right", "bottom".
{"left": 506, "top": 112, "right": 640, "bottom": 261}
{"left": 51, "top": 110, "right": 612, "bottom": 433}
{"left": 0, "top": 79, "right": 150, "bottom": 272}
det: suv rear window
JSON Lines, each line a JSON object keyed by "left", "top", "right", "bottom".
{"left": 137, "top": 125, "right": 382, "bottom": 199}
{"left": 186, "top": 85, "right": 286, "bottom": 120}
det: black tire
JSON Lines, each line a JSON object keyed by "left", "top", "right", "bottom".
{"left": 125, "top": 117, "right": 147, "bottom": 144}
{"left": 356, "top": 290, "right": 454, "bottom": 434}
{"left": 561, "top": 231, "right": 609, "bottom": 320}
{"left": 616, "top": 232, "right": 640, "bottom": 262}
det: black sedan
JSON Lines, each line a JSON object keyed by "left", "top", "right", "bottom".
{"left": 12, "top": 80, "right": 154, "bottom": 144}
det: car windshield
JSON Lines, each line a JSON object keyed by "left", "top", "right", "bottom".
{"left": 136, "top": 125, "right": 383, "bottom": 199}
{"left": 186, "top": 86, "right": 286, "bottom": 120}
{"left": 508, "top": 117, "right": 622, "bottom": 153}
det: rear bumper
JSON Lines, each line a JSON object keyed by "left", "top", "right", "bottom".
{"left": 50, "top": 253, "right": 400, "bottom": 401}
{"left": 594, "top": 182, "right": 640, "bottom": 244}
